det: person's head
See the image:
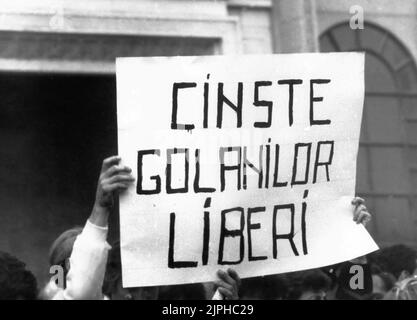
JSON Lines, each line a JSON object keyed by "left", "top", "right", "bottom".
{"left": 103, "top": 241, "right": 159, "bottom": 300}
{"left": 383, "top": 275, "right": 417, "bottom": 300}
{"left": 371, "top": 272, "right": 396, "bottom": 300}
{"left": 0, "top": 251, "right": 38, "bottom": 300}
{"left": 372, "top": 244, "right": 417, "bottom": 281}
{"left": 320, "top": 264, "right": 341, "bottom": 291}
{"left": 49, "top": 227, "right": 83, "bottom": 275}
{"left": 286, "top": 269, "right": 331, "bottom": 300}
{"left": 369, "top": 264, "right": 396, "bottom": 300}
{"left": 240, "top": 274, "right": 288, "bottom": 300}
{"left": 158, "top": 283, "right": 207, "bottom": 300}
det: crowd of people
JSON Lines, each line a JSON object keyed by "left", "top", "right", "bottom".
{"left": 1, "top": 156, "right": 417, "bottom": 300}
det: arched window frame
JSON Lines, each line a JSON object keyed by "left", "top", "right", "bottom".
{"left": 320, "top": 22, "right": 417, "bottom": 245}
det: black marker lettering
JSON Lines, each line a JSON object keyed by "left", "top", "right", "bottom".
{"left": 313, "top": 140, "right": 334, "bottom": 183}
{"left": 253, "top": 81, "right": 273, "bottom": 128}
{"left": 220, "top": 147, "right": 242, "bottom": 191}
{"left": 278, "top": 79, "right": 303, "bottom": 126}
{"left": 272, "top": 204, "right": 299, "bottom": 258}
{"left": 247, "top": 206, "right": 267, "bottom": 261}
{"left": 168, "top": 212, "right": 198, "bottom": 268}
{"left": 217, "top": 82, "right": 243, "bottom": 128}
{"left": 137, "top": 149, "right": 161, "bottom": 195}
{"left": 243, "top": 146, "right": 263, "bottom": 190}
{"left": 218, "top": 207, "right": 245, "bottom": 265}
{"left": 291, "top": 143, "right": 312, "bottom": 186}
{"left": 172, "top": 82, "right": 197, "bottom": 130}
{"left": 166, "top": 148, "right": 189, "bottom": 194}
{"left": 310, "top": 79, "right": 331, "bottom": 126}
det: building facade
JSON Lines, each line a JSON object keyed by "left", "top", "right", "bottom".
{"left": 0, "top": 0, "right": 416, "bottom": 285}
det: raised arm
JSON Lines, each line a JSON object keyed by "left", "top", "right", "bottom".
{"left": 61, "top": 156, "right": 134, "bottom": 300}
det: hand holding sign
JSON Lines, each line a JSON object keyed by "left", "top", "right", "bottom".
{"left": 352, "top": 197, "right": 371, "bottom": 226}
{"left": 116, "top": 53, "right": 378, "bottom": 288}
{"left": 89, "top": 156, "right": 134, "bottom": 228}
{"left": 214, "top": 268, "right": 241, "bottom": 300}
{"left": 95, "top": 156, "right": 135, "bottom": 209}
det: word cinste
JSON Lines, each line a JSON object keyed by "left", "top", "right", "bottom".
{"left": 171, "top": 79, "right": 331, "bottom": 130}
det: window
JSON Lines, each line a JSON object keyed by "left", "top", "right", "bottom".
{"left": 320, "top": 22, "right": 417, "bottom": 246}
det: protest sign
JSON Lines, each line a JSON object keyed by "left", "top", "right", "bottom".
{"left": 116, "top": 53, "right": 378, "bottom": 287}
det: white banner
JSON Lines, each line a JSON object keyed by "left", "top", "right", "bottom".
{"left": 116, "top": 53, "right": 378, "bottom": 288}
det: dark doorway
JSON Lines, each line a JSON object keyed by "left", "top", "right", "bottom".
{"left": 0, "top": 73, "right": 118, "bottom": 286}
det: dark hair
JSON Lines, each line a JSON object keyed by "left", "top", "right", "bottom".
{"left": 371, "top": 244, "right": 417, "bottom": 279}
{"left": 286, "top": 269, "right": 331, "bottom": 300}
{"left": 158, "top": 283, "right": 207, "bottom": 300}
{"left": 320, "top": 264, "right": 342, "bottom": 289}
{"left": 376, "top": 272, "right": 397, "bottom": 292}
{"left": 0, "top": 251, "right": 38, "bottom": 300}
{"left": 240, "top": 274, "right": 288, "bottom": 300}
{"left": 49, "top": 227, "right": 83, "bottom": 270}
{"left": 370, "top": 263, "right": 396, "bottom": 292}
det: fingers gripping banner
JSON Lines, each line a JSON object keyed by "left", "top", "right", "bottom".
{"left": 116, "top": 53, "right": 378, "bottom": 287}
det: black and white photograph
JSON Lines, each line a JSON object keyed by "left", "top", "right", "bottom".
{"left": 0, "top": 0, "right": 417, "bottom": 309}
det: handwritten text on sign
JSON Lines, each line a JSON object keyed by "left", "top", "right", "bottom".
{"left": 117, "top": 53, "right": 378, "bottom": 287}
